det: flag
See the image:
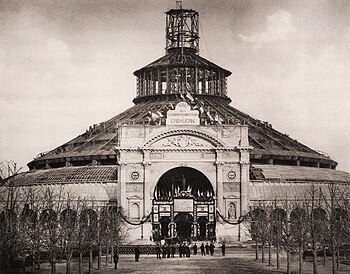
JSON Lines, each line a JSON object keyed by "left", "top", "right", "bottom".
{"left": 168, "top": 103, "right": 174, "bottom": 110}
{"left": 156, "top": 110, "right": 163, "bottom": 118}
{"left": 214, "top": 113, "right": 224, "bottom": 125}
{"left": 148, "top": 111, "right": 160, "bottom": 121}
{"left": 185, "top": 90, "right": 195, "bottom": 103}
{"left": 206, "top": 110, "right": 214, "bottom": 122}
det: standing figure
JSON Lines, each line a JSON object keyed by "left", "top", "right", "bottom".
{"left": 205, "top": 243, "right": 210, "bottom": 255}
{"left": 156, "top": 244, "right": 161, "bottom": 260}
{"left": 209, "top": 243, "right": 215, "bottom": 256}
{"left": 113, "top": 252, "right": 119, "bottom": 269}
{"left": 193, "top": 243, "right": 198, "bottom": 255}
{"left": 171, "top": 244, "right": 175, "bottom": 258}
{"left": 134, "top": 246, "right": 140, "bottom": 262}
{"left": 166, "top": 244, "right": 171, "bottom": 258}
{"left": 162, "top": 245, "right": 166, "bottom": 258}
{"left": 221, "top": 242, "right": 226, "bottom": 256}
{"left": 210, "top": 242, "right": 215, "bottom": 256}
{"left": 200, "top": 243, "right": 205, "bottom": 256}
{"left": 179, "top": 244, "right": 183, "bottom": 257}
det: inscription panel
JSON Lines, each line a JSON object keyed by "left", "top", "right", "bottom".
{"left": 223, "top": 182, "right": 240, "bottom": 192}
{"left": 174, "top": 199, "right": 193, "bottom": 212}
{"left": 126, "top": 183, "right": 143, "bottom": 193}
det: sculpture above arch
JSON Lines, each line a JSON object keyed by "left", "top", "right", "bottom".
{"left": 143, "top": 128, "right": 225, "bottom": 148}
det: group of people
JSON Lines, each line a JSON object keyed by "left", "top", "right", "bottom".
{"left": 112, "top": 242, "right": 226, "bottom": 269}
{"left": 154, "top": 241, "right": 225, "bottom": 259}
{"left": 200, "top": 242, "right": 215, "bottom": 256}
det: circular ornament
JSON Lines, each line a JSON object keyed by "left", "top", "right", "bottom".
{"left": 130, "top": 171, "right": 140, "bottom": 180}
{"left": 227, "top": 171, "right": 236, "bottom": 180}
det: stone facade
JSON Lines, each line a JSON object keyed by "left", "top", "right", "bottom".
{"left": 115, "top": 103, "right": 252, "bottom": 242}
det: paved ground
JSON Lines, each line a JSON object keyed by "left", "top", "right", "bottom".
{"left": 3, "top": 248, "right": 350, "bottom": 273}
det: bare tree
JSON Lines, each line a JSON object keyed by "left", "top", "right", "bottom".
{"left": 0, "top": 161, "right": 22, "bottom": 271}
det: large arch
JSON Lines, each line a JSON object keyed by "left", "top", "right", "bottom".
{"left": 154, "top": 167, "right": 214, "bottom": 201}
{"left": 152, "top": 167, "right": 215, "bottom": 242}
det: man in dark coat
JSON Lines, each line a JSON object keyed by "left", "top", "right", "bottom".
{"left": 200, "top": 243, "right": 205, "bottom": 256}
{"left": 193, "top": 243, "right": 197, "bottom": 255}
{"left": 166, "top": 244, "right": 171, "bottom": 258}
{"left": 205, "top": 243, "right": 210, "bottom": 255}
{"left": 134, "top": 246, "right": 140, "bottom": 262}
{"left": 113, "top": 252, "right": 119, "bottom": 269}
{"left": 162, "top": 244, "right": 166, "bottom": 258}
{"left": 171, "top": 244, "right": 175, "bottom": 258}
{"left": 155, "top": 244, "right": 161, "bottom": 260}
{"left": 210, "top": 243, "right": 215, "bottom": 256}
{"left": 221, "top": 242, "right": 226, "bottom": 256}
{"left": 179, "top": 243, "right": 183, "bottom": 257}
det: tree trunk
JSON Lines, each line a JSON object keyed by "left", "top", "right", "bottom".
{"left": 66, "top": 256, "right": 71, "bottom": 274}
{"left": 255, "top": 241, "right": 259, "bottom": 261}
{"left": 313, "top": 250, "right": 318, "bottom": 274}
{"left": 268, "top": 242, "right": 272, "bottom": 266}
{"left": 89, "top": 249, "right": 93, "bottom": 274}
{"left": 323, "top": 247, "right": 326, "bottom": 265}
{"left": 32, "top": 250, "right": 35, "bottom": 274}
{"left": 276, "top": 244, "right": 280, "bottom": 269}
{"left": 79, "top": 251, "right": 83, "bottom": 274}
{"left": 261, "top": 242, "right": 265, "bottom": 263}
{"left": 111, "top": 245, "right": 114, "bottom": 264}
{"left": 105, "top": 245, "right": 108, "bottom": 266}
{"left": 332, "top": 249, "right": 336, "bottom": 274}
{"left": 298, "top": 247, "right": 303, "bottom": 274}
{"left": 51, "top": 257, "right": 56, "bottom": 274}
{"left": 23, "top": 257, "right": 26, "bottom": 274}
{"left": 336, "top": 248, "right": 340, "bottom": 270}
{"left": 287, "top": 248, "right": 291, "bottom": 274}
{"left": 97, "top": 245, "right": 101, "bottom": 269}
{"left": 37, "top": 252, "right": 41, "bottom": 270}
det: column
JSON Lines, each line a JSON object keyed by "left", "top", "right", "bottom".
{"left": 118, "top": 162, "right": 127, "bottom": 214}
{"left": 215, "top": 150, "right": 224, "bottom": 218}
{"left": 240, "top": 161, "right": 249, "bottom": 215}
{"left": 143, "top": 161, "right": 152, "bottom": 217}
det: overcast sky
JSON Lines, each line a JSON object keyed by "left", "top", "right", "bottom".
{"left": 1, "top": 0, "right": 349, "bottom": 172}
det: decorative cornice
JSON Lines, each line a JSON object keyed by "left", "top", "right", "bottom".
{"left": 116, "top": 147, "right": 238, "bottom": 152}
{"left": 235, "top": 146, "right": 254, "bottom": 152}
{"left": 143, "top": 129, "right": 225, "bottom": 147}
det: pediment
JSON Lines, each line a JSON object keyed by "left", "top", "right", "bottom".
{"left": 151, "top": 134, "right": 212, "bottom": 148}
{"left": 143, "top": 129, "right": 225, "bottom": 148}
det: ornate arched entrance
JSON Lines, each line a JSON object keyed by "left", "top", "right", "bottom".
{"left": 152, "top": 167, "right": 215, "bottom": 242}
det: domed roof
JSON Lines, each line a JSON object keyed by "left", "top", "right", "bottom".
{"left": 28, "top": 94, "right": 336, "bottom": 170}
{"left": 26, "top": 6, "right": 336, "bottom": 171}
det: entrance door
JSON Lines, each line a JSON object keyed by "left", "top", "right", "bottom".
{"left": 197, "top": 216, "right": 208, "bottom": 240}
{"left": 160, "top": 217, "right": 170, "bottom": 238}
{"left": 174, "top": 213, "right": 193, "bottom": 240}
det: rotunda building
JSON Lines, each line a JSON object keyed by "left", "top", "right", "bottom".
{"left": 1, "top": 5, "right": 349, "bottom": 244}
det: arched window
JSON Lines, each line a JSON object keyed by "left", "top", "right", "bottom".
{"left": 20, "top": 204, "right": 37, "bottom": 229}
{"left": 60, "top": 208, "right": 77, "bottom": 230}
{"left": 40, "top": 209, "right": 57, "bottom": 229}
{"left": 331, "top": 208, "right": 347, "bottom": 239}
{"left": 80, "top": 209, "right": 98, "bottom": 233}
{"left": 271, "top": 208, "right": 287, "bottom": 244}
{"left": 311, "top": 207, "right": 328, "bottom": 237}
{"left": 0, "top": 209, "right": 18, "bottom": 232}
{"left": 290, "top": 207, "right": 307, "bottom": 244}
{"left": 250, "top": 208, "right": 267, "bottom": 241}
{"left": 130, "top": 203, "right": 140, "bottom": 219}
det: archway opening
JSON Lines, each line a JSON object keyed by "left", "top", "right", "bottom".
{"left": 174, "top": 213, "right": 193, "bottom": 240}
{"left": 152, "top": 167, "right": 215, "bottom": 242}
{"left": 154, "top": 167, "right": 213, "bottom": 201}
